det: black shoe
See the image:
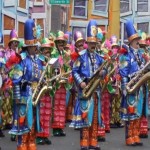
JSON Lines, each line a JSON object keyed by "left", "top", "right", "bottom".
{"left": 59, "top": 129, "right": 66, "bottom": 136}
{"left": 97, "top": 136, "right": 105, "bottom": 142}
{"left": 36, "top": 137, "right": 45, "bottom": 145}
{"left": 11, "top": 134, "right": 16, "bottom": 141}
{"left": 117, "top": 122, "right": 124, "bottom": 128}
{"left": 89, "top": 145, "right": 101, "bottom": 150}
{"left": 135, "top": 142, "right": 143, "bottom": 146}
{"left": 53, "top": 129, "right": 61, "bottom": 136}
{"left": 44, "top": 138, "right": 52, "bottom": 145}
{"left": 80, "top": 146, "right": 88, "bottom": 150}
{"left": 5, "top": 124, "right": 12, "bottom": 130}
{"left": 140, "top": 134, "right": 148, "bottom": 138}
{"left": 110, "top": 123, "right": 118, "bottom": 128}
{"left": 0, "top": 130, "right": 5, "bottom": 137}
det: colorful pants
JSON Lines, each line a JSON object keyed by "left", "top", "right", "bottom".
{"left": 110, "top": 91, "right": 122, "bottom": 125}
{"left": 101, "top": 90, "right": 110, "bottom": 132}
{"left": 36, "top": 94, "right": 52, "bottom": 138}
{"left": 51, "top": 85, "right": 66, "bottom": 129}
{"left": 80, "top": 93, "right": 99, "bottom": 148}
{"left": 125, "top": 119, "right": 141, "bottom": 145}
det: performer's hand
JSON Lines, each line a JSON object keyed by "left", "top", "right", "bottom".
{"left": 80, "top": 82, "right": 86, "bottom": 89}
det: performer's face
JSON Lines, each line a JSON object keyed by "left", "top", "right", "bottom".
{"left": 88, "top": 42, "right": 96, "bottom": 52}
{"left": 57, "top": 40, "right": 65, "bottom": 51}
{"left": 10, "top": 41, "right": 19, "bottom": 51}
{"left": 112, "top": 45, "right": 119, "bottom": 55}
{"left": 130, "top": 38, "right": 140, "bottom": 49}
{"left": 76, "top": 40, "right": 84, "bottom": 52}
{"left": 42, "top": 47, "right": 51, "bottom": 57}
{"left": 27, "top": 46, "right": 36, "bottom": 55}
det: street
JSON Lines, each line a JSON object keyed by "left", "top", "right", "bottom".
{"left": 0, "top": 121, "right": 150, "bottom": 150}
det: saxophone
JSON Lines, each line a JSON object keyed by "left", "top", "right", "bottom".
{"left": 32, "top": 57, "right": 50, "bottom": 106}
{"left": 82, "top": 61, "right": 108, "bottom": 99}
{"left": 32, "top": 70, "right": 71, "bottom": 106}
{"left": 126, "top": 61, "right": 150, "bottom": 94}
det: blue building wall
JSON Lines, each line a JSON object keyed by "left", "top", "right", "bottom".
{"left": 0, "top": 0, "right": 2, "bottom": 33}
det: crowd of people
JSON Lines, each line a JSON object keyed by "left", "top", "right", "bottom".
{"left": 0, "top": 18, "right": 150, "bottom": 150}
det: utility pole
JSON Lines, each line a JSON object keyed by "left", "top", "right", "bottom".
{"left": 107, "top": 0, "right": 120, "bottom": 39}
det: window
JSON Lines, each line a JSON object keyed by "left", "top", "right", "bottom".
{"left": 137, "top": 22, "right": 149, "bottom": 33}
{"left": 18, "top": 22, "right": 24, "bottom": 38}
{"left": 137, "top": 0, "right": 148, "bottom": 12}
{"left": 94, "top": 0, "right": 108, "bottom": 12}
{"left": 4, "top": 15, "right": 15, "bottom": 30}
{"left": 17, "top": 0, "right": 28, "bottom": 13}
{"left": 73, "top": 0, "right": 87, "bottom": 17}
{"left": 120, "top": 0, "right": 132, "bottom": 14}
{"left": 4, "top": 0, "right": 15, "bottom": 7}
{"left": 18, "top": 0, "right": 26, "bottom": 9}
{"left": 72, "top": 27, "right": 86, "bottom": 41}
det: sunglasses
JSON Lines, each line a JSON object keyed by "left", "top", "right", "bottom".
{"left": 57, "top": 41, "right": 64, "bottom": 44}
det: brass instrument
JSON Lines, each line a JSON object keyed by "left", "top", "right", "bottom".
{"left": 32, "top": 70, "right": 71, "bottom": 106}
{"left": 32, "top": 58, "right": 50, "bottom": 106}
{"left": 82, "top": 61, "right": 108, "bottom": 99}
{"left": 126, "top": 61, "right": 150, "bottom": 94}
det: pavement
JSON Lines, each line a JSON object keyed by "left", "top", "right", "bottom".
{"left": 0, "top": 122, "right": 150, "bottom": 150}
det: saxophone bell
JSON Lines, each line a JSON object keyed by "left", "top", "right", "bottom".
{"left": 126, "top": 61, "right": 150, "bottom": 94}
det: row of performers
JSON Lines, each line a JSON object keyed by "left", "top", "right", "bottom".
{"left": 0, "top": 18, "right": 150, "bottom": 150}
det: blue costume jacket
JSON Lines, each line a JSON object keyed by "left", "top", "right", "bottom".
{"left": 9, "top": 51, "right": 44, "bottom": 135}
{"left": 71, "top": 50, "right": 104, "bottom": 127}
{"left": 119, "top": 46, "right": 148, "bottom": 120}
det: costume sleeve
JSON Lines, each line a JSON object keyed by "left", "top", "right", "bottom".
{"left": 9, "top": 61, "right": 24, "bottom": 100}
{"left": 72, "top": 58, "right": 83, "bottom": 86}
{"left": 119, "top": 54, "right": 130, "bottom": 90}
{"left": 119, "top": 54, "right": 130, "bottom": 78}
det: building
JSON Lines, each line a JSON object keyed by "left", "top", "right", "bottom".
{"left": 68, "top": 0, "right": 110, "bottom": 41}
{"left": 68, "top": 0, "right": 150, "bottom": 44}
{"left": 0, "top": 0, "right": 47, "bottom": 47}
{"left": 120, "top": 0, "right": 150, "bottom": 43}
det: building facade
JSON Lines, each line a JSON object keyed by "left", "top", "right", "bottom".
{"left": 120, "top": 0, "right": 150, "bottom": 43}
{"left": 68, "top": 0, "right": 150, "bottom": 44}
{"left": 0, "top": 0, "right": 47, "bottom": 47}
{"left": 68, "top": 0, "right": 109, "bottom": 41}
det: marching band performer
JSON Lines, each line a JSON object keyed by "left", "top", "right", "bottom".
{"left": 64, "top": 31, "right": 74, "bottom": 122}
{"left": 69, "top": 31, "right": 86, "bottom": 129}
{"left": 96, "top": 28, "right": 107, "bottom": 142}
{"left": 9, "top": 18, "right": 44, "bottom": 150}
{"left": 51, "top": 31, "right": 69, "bottom": 137}
{"left": 119, "top": 20, "right": 144, "bottom": 146}
{"left": 3, "top": 29, "right": 21, "bottom": 141}
{"left": 138, "top": 32, "right": 149, "bottom": 138}
{"left": 109, "top": 35, "right": 123, "bottom": 128}
{"left": 36, "top": 38, "right": 54, "bottom": 145}
{"left": 72, "top": 20, "right": 106, "bottom": 150}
